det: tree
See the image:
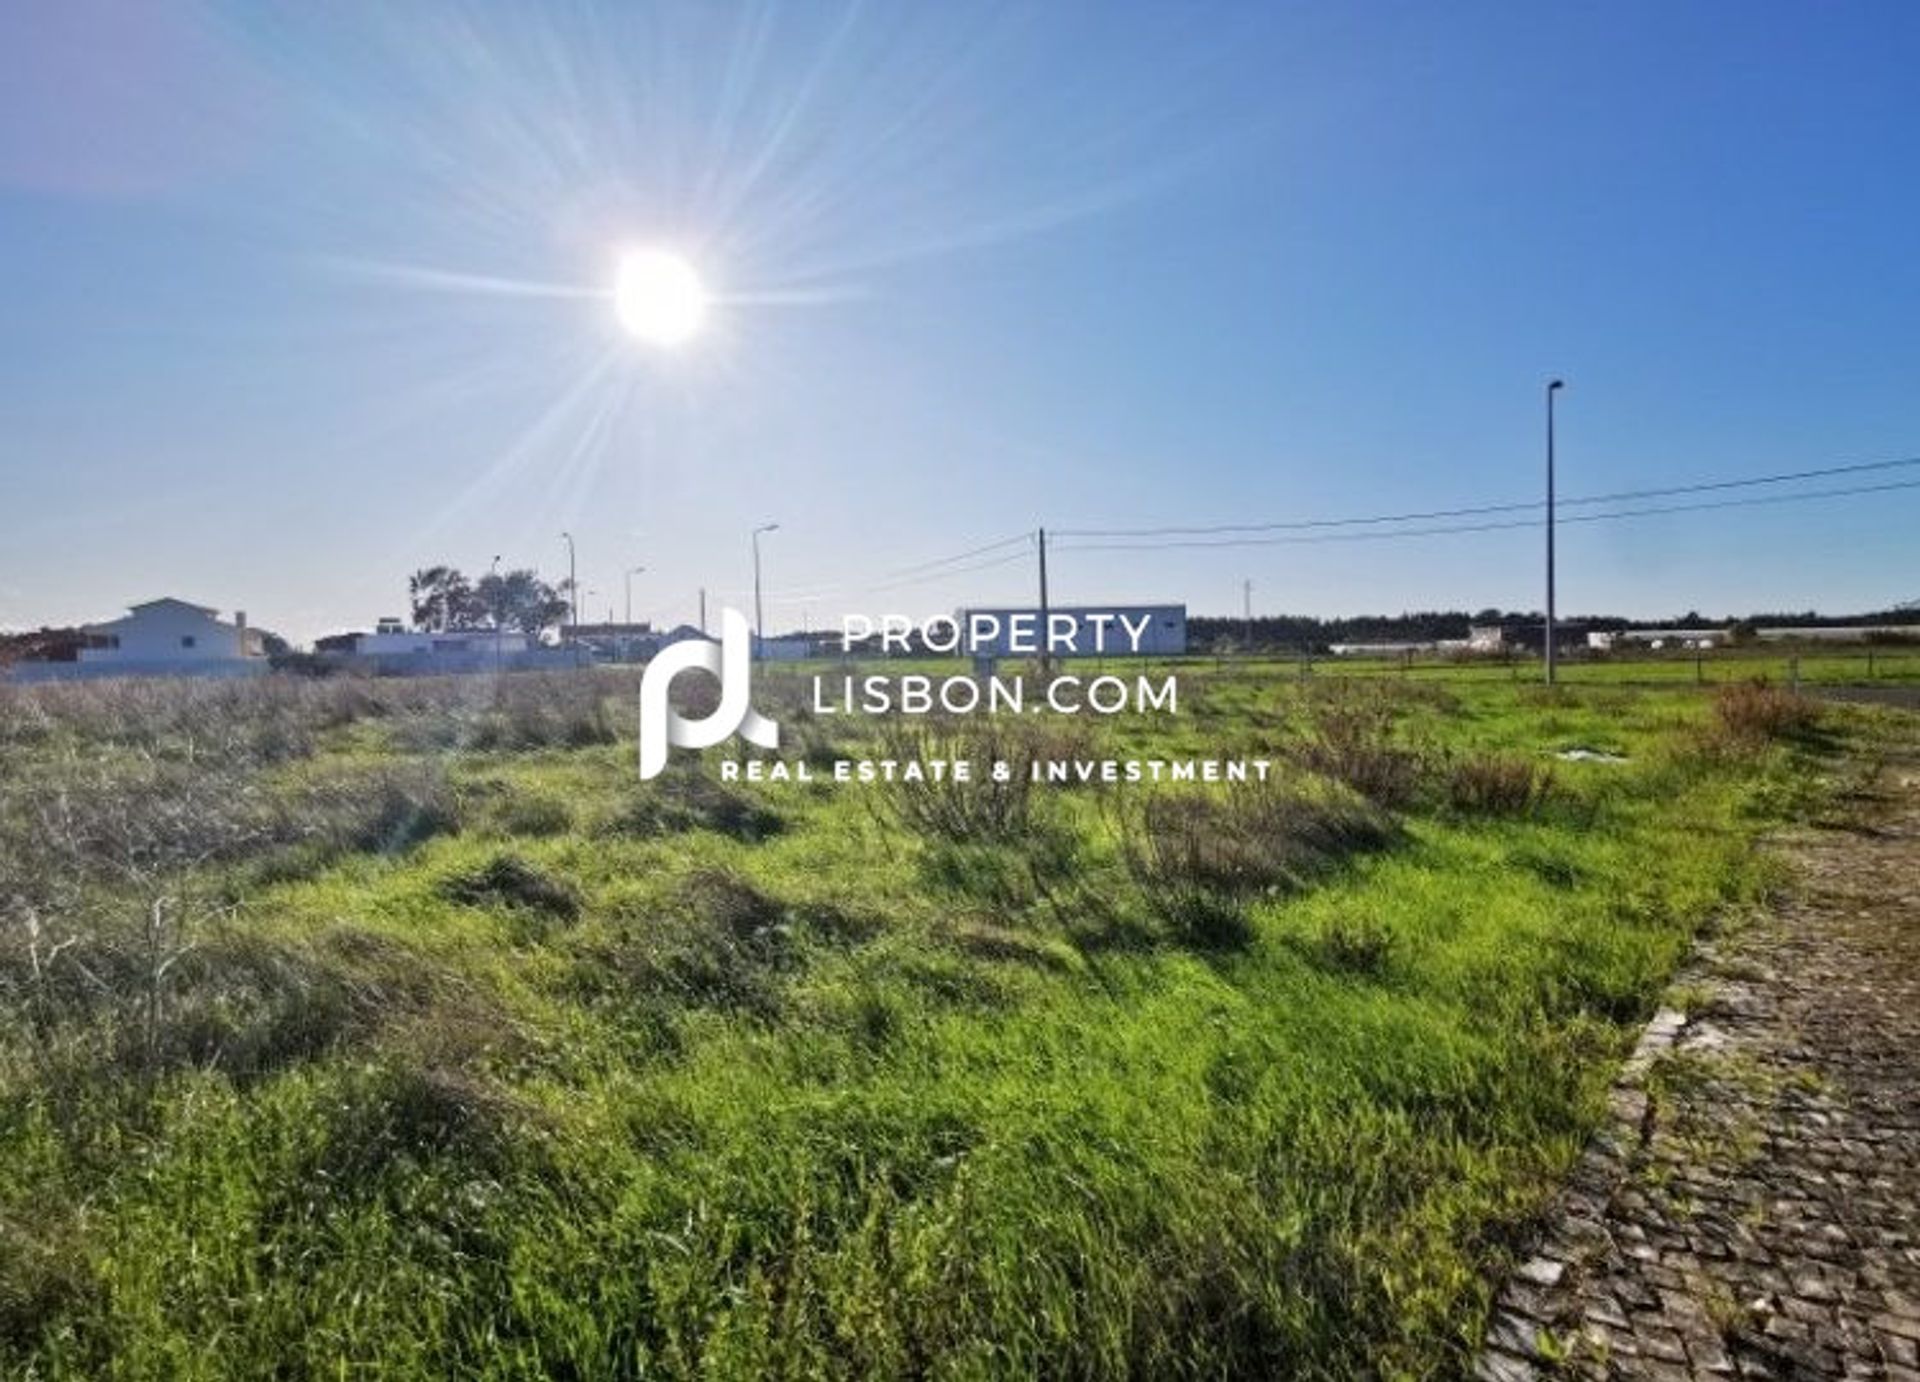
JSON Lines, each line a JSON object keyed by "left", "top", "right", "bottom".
{"left": 408, "top": 566, "right": 479, "bottom": 632}
{"left": 472, "top": 569, "right": 572, "bottom": 639}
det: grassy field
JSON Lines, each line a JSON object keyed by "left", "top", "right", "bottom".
{"left": 0, "top": 665, "right": 1895, "bottom": 1378}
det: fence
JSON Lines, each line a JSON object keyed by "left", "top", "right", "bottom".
{"left": 1166, "top": 647, "right": 1920, "bottom": 689}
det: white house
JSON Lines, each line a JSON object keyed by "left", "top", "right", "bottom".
{"left": 79, "top": 598, "right": 265, "bottom": 667}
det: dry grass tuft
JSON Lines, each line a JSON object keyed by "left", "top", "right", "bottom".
{"left": 1442, "top": 753, "right": 1557, "bottom": 816}
{"left": 1289, "top": 690, "right": 1430, "bottom": 808}
{"left": 1710, "top": 679, "right": 1820, "bottom": 748}
{"left": 1119, "top": 780, "right": 1399, "bottom": 947}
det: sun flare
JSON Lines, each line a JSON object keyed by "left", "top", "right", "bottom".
{"left": 613, "top": 248, "right": 709, "bottom": 347}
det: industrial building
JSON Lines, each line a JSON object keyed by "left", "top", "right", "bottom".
{"left": 954, "top": 605, "right": 1187, "bottom": 658}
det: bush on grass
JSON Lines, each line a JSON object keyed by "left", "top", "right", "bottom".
{"left": 1119, "top": 780, "right": 1399, "bottom": 947}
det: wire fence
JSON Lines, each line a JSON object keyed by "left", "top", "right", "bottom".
{"left": 1124, "top": 647, "right": 1920, "bottom": 689}
{"left": 769, "top": 646, "right": 1920, "bottom": 690}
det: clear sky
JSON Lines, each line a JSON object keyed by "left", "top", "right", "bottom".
{"left": 3, "top": 1, "right": 1916, "bottom": 643}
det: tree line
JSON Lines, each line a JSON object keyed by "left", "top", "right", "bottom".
{"left": 406, "top": 566, "right": 572, "bottom": 638}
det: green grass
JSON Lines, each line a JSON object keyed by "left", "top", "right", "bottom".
{"left": 0, "top": 669, "right": 1892, "bottom": 1378}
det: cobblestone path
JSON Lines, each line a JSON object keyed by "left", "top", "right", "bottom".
{"left": 1477, "top": 746, "right": 1920, "bottom": 1380}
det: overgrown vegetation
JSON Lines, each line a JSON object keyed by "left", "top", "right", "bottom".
{"left": 1119, "top": 779, "right": 1398, "bottom": 945}
{"left": 0, "top": 663, "right": 1883, "bottom": 1378}
{"left": 1709, "top": 677, "right": 1821, "bottom": 748}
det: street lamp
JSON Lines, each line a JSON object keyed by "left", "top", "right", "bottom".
{"left": 752, "top": 522, "right": 779, "bottom": 658}
{"left": 559, "top": 532, "right": 579, "bottom": 633}
{"left": 625, "top": 566, "right": 646, "bottom": 626}
{"left": 1545, "top": 379, "right": 1565, "bottom": 686}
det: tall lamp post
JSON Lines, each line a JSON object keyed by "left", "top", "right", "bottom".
{"left": 1545, "top": 379, "right": 1565, "bottom": 685}
{"left": 560, "top": 531, "right": 579, "bottom": 666}
{"left": 625, "top": 566, "right": 646, "bottom": 626}
{"left": 752, "top": 522, "right": 779, "bottom": 658}
{"left": 559, "top": 532, "right": 579, "bottom": 631}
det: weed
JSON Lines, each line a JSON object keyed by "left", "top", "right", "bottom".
{"left": 1119, "top": 780, "right": 1399, "bottom": 945}
{"left": 439, "top": 854, "right": 580, "bottom": 922}
{"left": 1289, "top": 688, "right": 1430, "bottom": 807}
{"left": 1710, "top": 679, "right": 1820, "bottom": 748}
{"left": 872, "top": 723, "right": 1039, "bottom": 842}
{"left": 603, "top": 768, "right": 783, "bottom": 842}
{"left": 1443, "top": 753, "right": 1557, "bottom": 815}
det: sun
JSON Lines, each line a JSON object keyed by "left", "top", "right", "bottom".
{"left": 613, "top": 248, "right": 709, "bottom": 347}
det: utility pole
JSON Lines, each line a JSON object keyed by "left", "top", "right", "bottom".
{"left": 1545, "top": 379, "right": 1565, "bottom": 685}
{"left": 699, "top": 588, "right": 707, "bottom": 634}
{"left": 625, "top": 566, "right": 645, "bottom": 626}
{"left": 1036, "top": 526, "right": 1051, "bottom": 681}
{"left": 1243, "top": 578, "right": 1253, "bottom": 650}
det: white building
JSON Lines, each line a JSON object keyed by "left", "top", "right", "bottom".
{"left": 79, "top": 598, "right": 265, "bottom": 668}
{"left": 955, "top": 605, "right": 1187, "bottom": 658}
{"left": 347, "top": 628, "right": 532, "bottom": 657}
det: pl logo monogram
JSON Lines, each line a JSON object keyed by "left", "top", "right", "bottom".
{"left": 638, "top": 608, "right": 780, "bottom": 779}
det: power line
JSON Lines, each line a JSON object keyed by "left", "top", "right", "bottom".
{"left": 1052, "top": 454, "right": 1920, "bottom": 539}
{"left": 879, "top": 530, "right": 1032, "bottom": 579}
{"left": 1051, "top": 476, "right": 1920, "bottom": 554}
{"left": 867, "top": 546, "right": 1034, "bottom": 592}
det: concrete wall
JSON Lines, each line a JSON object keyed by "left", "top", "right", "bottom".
{"left": 352, "top": 630, "right": 533, "bottom": 656}
{"left": 7, "top": 659, "right": 268, "bottom": 684}
{"left": 318, "top": 648, "right": 579, "bottom": 676}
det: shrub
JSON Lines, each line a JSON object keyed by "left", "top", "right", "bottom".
{"left": 1308, "top": 911, "right": 1397, "bottom": 976}
{"left": 1119, "top": 781, "right": 1399, "bottom": 946}
{"left": 1289, "top": 691, "right": 1429, "bottom": 808}
{"left": 1710, "top": 679, "right": 1818, "bottom": 747}
{"left": 440, "top": 854, "right": 580, "bottom": 921}
{"left": 575, "top": 869, "right": 800, "bottom": 1015}
{"left": 1442, "top": 753, "right": 1556, "bottom": 815}
{"left": 494, "top": 791, "right": 574, "bottom": 838}
{"left": 289, "top": 760, "right": 460, "bottom": 855}
{"left": 602, "top": 769, "right": 783, "bottom": 842}
{"left": 871, "top": 723, "right": 1042, "bottom": 843}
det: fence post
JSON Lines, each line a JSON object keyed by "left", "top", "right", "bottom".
{"left": 1868, "top": 649, "right": 1875, "bottom": 679}
{"left": 1695, "top": 653, "right": 1703, "bottom": 686}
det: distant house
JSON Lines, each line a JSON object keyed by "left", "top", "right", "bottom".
{"left": 309, "top": 622, "right": 573, "bottom": 676}
{"left": 345, "top": 628, "right": 532, "bottom": 657}
{"left": 1467, "top": 625, "right": 1507, "bottom": 652}
{"left": 80, "top": 598, "right": 264, "bottom": 665}
{"left": 559, "top": 621, "right": 656, "bottom": 662}
{"left": 7, "top": 598, "right": 268, "bottom": 682}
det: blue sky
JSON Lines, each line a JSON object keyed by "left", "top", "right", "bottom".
{"left": 2, "top": 1, "right": 1916, "bottom": 642}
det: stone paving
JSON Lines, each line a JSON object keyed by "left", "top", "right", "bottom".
{"left": 1476, "top": 747, "right": 1920, "bottom": 1380}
